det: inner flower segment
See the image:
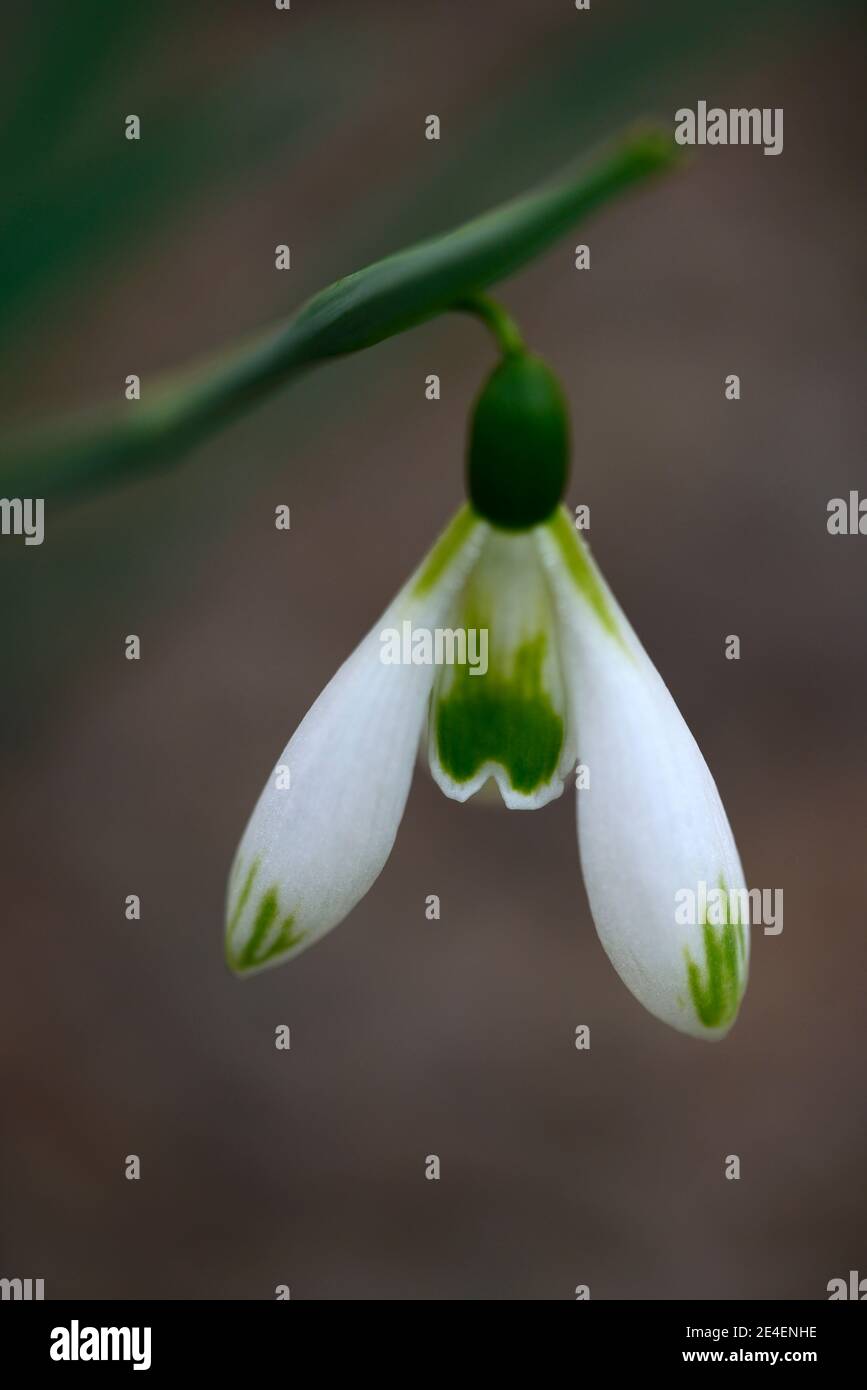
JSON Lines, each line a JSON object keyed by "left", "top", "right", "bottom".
{"left": 427, "top": 529, "right": 574, "bottom": 809}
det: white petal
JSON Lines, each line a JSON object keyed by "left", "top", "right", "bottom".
{"left": 537, "top": 509, "right": 749, "bottom": 1038}
{"left": 226, "top": 506, "right": 487, "bottom": 974}
{"left": 428, "top": 528, "right": 574, "bottom": 809}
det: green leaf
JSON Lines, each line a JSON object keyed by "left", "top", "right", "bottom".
{"left": 0, "top": 124, "right": 681, "bottom": 504}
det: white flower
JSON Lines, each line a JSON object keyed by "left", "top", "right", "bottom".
{"left": 226, "top": 504, "right": 748, "bottom": 1040}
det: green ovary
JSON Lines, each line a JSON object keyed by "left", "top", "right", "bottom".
{"left": 435, "top": 631, "right": 564, "bottom": 795}
{"left": 684, "top": 877, "right": 747, "bottom": 1029}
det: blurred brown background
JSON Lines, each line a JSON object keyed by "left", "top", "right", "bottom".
{"left": 1, "top": 0, "right": 865, "bottom": 1299}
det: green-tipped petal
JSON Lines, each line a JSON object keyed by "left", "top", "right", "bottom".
{"left": 538, "top": 508, "right": 749, "bottom": 1039}
{"left": 428, "top": 529, "right": 573, "bottom": 809}
{"left": 226, "top": 506, "right": 487, "bottom": 974}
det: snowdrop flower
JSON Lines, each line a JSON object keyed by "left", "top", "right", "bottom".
{"left": 226, "top": 349, "right": 748, "bottom": 1039}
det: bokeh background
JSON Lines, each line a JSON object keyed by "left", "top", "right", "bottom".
{"left": 1, "top": 0, "right": 864, "bottom": 1300}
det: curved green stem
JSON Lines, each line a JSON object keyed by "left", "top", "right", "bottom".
{"left": 0, "top": 123, "right": 682, "bottom": 504}
{"left": 454, "top": 293, "right": 526, "bottom": 357}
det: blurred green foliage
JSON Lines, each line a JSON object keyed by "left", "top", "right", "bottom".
{"left": 0, "top": 1, "right": 363, "bottom": 354}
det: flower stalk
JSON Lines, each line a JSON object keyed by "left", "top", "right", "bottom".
{"left": 455, "top": 293, "right": 526, "bottom": 357}
{"left": 0, "top": 124, "right": 681, "bottom": 503}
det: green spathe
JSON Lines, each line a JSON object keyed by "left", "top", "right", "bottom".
{"left": 467, "top": 352, "right": 570, "bottom": 529}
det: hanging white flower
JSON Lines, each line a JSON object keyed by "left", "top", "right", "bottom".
{"left": 226, "top": 347, "right": 749, "bottom": 1040}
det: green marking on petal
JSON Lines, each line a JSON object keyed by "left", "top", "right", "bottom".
{"left": 547, "top": 507, "right": 622, "bottom": 641}
{"left": 435, "top": 626, "right": 564, "bottom": 795}
{"left": 227, "top": 858, "right": 258, "bottom": 937}
{"left": 411, "top": 504, "right": 478, "bottom": 598}
{"left": 228, "top": 882, "right": 306, "bottom": 973}
{"left": 684, "top": 876, "right": 747, "bottom": 1030}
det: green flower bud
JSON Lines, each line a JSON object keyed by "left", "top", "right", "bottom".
{"left": 467, "top": 351, "right": 570, "bottom": 530}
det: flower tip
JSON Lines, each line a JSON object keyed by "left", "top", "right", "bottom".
{"left": 224, "top": 933, "right": 255, "bottom": 978}
{"left": 225, "top": 860, "right": 308, "bottom": 978}
{"left": 671, "top": 1003, "right": 744, "bottom": 1044}
{"left": 224, "top": 912, "right": 307, "bottom": 978}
